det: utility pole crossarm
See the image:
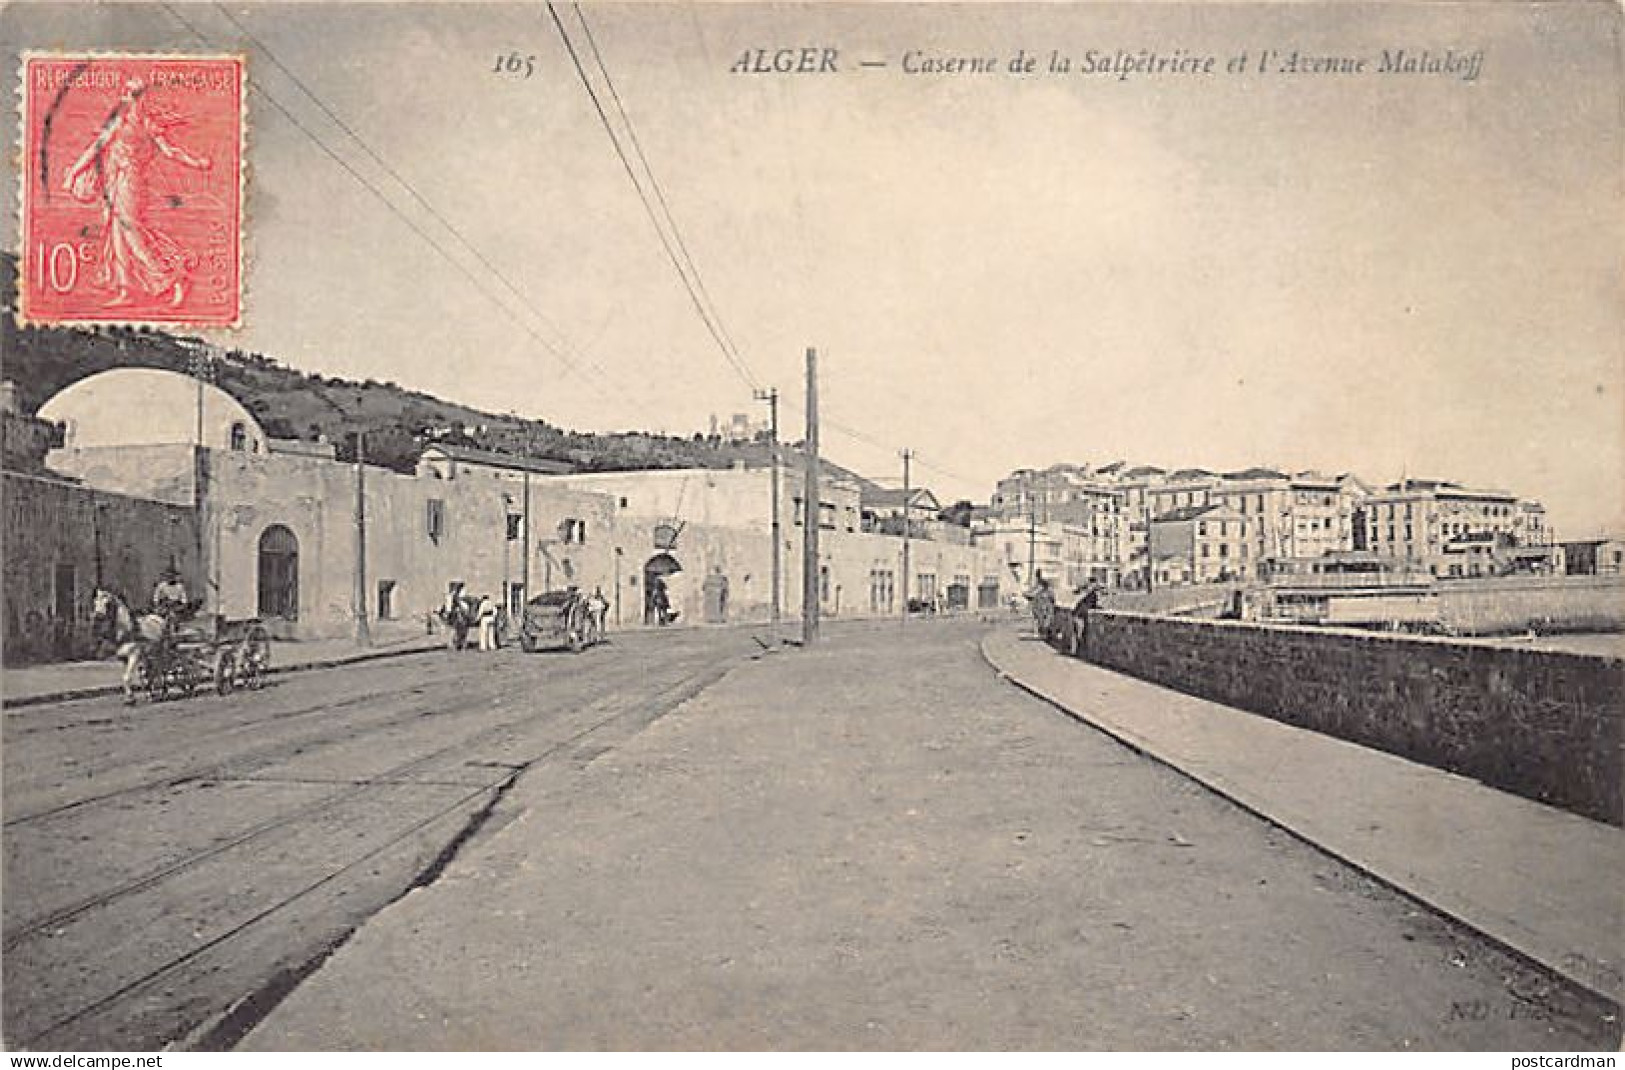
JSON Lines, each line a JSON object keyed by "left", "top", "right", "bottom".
{"left": 755, "top": 387, "right": 781, "bottom": 634}
{"left": 802, "top": 349, "right": 820, "bottom": 645}
{"left": 901, "top": 448, "right": 913, "bottom": 621}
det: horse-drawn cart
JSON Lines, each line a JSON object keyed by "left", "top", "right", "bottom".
{"left": 518, "top": 590, "right": 600, "bottom": 653}
{"left": 126, "top": 616, "right": 270, "bottom": 702}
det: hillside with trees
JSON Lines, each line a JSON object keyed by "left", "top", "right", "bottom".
{"left": 1, "top": 252, "right": 804, "bottom": 477}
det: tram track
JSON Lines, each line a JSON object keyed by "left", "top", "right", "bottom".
{"left": 3, "top": 655, "right": 525, "bottom": 826}
{"left": 5, "top": 635, "right": 748, "bottom": 1050}
{"left": 4, "top": 649, "right": 687, "bottom": 947}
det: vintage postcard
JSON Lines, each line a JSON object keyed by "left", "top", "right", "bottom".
{"left": 1, "top": 0, "right": 1620, "bottom": 1056}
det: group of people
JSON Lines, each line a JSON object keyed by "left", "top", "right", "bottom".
{"left": 1026, "top": 572, "right": 1104, "bottom": 645}
{"left": 440, "top": 583, "right": 611, "bottom": 651}
{"left": 440, "top": 586, "right": 505, "bottom": 651}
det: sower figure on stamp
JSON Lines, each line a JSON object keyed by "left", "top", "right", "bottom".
{"left": 63, "top": 76, "right": 212, "bottom": 308}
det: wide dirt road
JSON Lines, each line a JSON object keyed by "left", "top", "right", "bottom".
{"left": 2, "top": 626, "right": 753, "bottom": 1050}
{"left": 244, "top": 619, "right": 1617, "bottom": 1050}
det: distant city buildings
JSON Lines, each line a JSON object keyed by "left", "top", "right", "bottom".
{"left": 983, "top": 459, "right": 1563, "bottom": 591}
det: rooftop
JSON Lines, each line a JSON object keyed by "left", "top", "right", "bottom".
{"left": 421, "top": 442, "right": 574, "bottom": 475}
{"left": 1152, "top": 503, "right": 1228, "bottom": 523}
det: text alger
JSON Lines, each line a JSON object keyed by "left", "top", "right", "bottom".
{"left": 730, "top": 47, "right": 840, "bottom": 74}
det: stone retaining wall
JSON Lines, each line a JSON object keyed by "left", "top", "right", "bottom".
{"left": 1084, "top": 611, "right": 1624, "bottom": 825}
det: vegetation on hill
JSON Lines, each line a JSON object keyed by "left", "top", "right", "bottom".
{"left": 0, "top": 252, "right": 823, "bottom": 478}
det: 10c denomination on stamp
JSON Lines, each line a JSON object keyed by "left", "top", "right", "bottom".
{"left": 19, "top": 53, "right": 244, "bottom": 328}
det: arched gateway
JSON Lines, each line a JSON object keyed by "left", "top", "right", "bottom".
{"left": 257, "top": 525, "right": 299, "bottom": 620}
{"left": 643, "top": 553, "right": 682, "bottom": 625}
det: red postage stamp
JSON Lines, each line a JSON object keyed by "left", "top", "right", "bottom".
{"left": 18, "top": 54, "right": 244, "bottom": 327}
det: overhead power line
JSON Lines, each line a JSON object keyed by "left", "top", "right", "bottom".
{"left": 159, "top": 1, "right": 642, "bottom": 418}
{"left": 207, "top": 3, "right": 626, "bottom": 397}
{"left": 166, "top": 3, "right": 990, "bottom": 498}
{"left": 546, "top": 1, "right": 762, "bottom": 393}
{"left": 573, "top": 6, "right": 750, "bottom": 373}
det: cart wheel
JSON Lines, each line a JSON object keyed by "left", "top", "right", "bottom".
{"left": 246, "top": 629, "right": 270, "bottom": 688}
{"left": 215, "top": 651, "right": 236, "bottom": 696}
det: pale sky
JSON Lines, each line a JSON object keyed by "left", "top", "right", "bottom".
{"left": 3, "top": 2, "right": 1621, "bottom": 536}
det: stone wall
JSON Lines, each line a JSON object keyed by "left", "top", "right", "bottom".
{"left": 3, "top": 472, "right": 200, "bottom": 663}
{"left": 1436, "top": 575, "right": 1625, "bottom": 635}
{"left": 1084, "top": 611, "right": 1624, "bottom": 826}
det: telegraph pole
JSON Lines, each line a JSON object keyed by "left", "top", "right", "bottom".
{"left": 521, "top": 471, "right": 531, "bottom": 609}
{"left": 900, "top": 448, "right": 913, "bottom": 621}
{"left": 353, "top": 431, "right": 371, "bottom": 647}
{"left": 802, "top": 348, "right": 820, "bottom": 645}
{"left": 1143, "top": 485, "right": 1156, "bottom": 593}
{"left": 1026, "top": 472, "right": 1037, "bottom": 588}
{"left": 754, "top": 387, "right": 781, "bottom": 634}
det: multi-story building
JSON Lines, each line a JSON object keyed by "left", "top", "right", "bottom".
{"left": 1112, "top": 465, "right": 1165, "bottom": 586}
{"left": 989, "top": 463, "right": 1123, "bottom": 587}
{"left": 994, "top": 462, "right": 1550, "bottom": 588}
{"left": 1149, "top": 504, "right": 1250, "bottom": 585}
{"left": 1147, "top": 469, "right": 1218, "bottom": 516}
{"left": 1358, "top": 480, "right": 1526, "bottom": 576}
{"left": 971, "top": 517, "right": 1066, "bottom": 593}
{"left": 1285, "top": 471, "right": 1346, "bottom": 559}
{"left": 1514, "top": 499, "right": 1551, "bottom": 547}
{"left": 1209, "top": 468, "right": 1292, "bottom": 569}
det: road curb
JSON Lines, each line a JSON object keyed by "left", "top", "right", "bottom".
{"left": 979, "top": 630, "right": 1623, "bottom": 1009}
{"left": 2, "top": 642, "right": 444, "bottom": 711}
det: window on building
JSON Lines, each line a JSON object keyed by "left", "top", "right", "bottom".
{"left": 506, "top": 514, "right": 524, "bottom": 541}
{"left": 229, "top": 421, "right": 248, "bottom": 451}
{"left": 426, "top": 499, "right": 446, "bottom": 544}
{"left": 619, "top": 496, "right": 628, "bottom": 508}
{"left": 559, "top": 518, "right": 588, "bottom": 544}
{"left": 376, "top": 579, "right": 397, "bottom": 620}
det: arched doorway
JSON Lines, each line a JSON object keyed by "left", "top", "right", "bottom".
{"left": 643, "top": 553, "right": 682, "bottom": 625}
{"left": 258, "top": 525, "right": 299, "bottom": 620}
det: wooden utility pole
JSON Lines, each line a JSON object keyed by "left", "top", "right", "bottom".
{"left": 802, "top": 348, "right": 820, "bottom": 645}
{"left": 755, "top": 387, "right": 781, "bottom": 634}
{"left": 1026, "top": 472, "right": 1038, "bottom": 587}
{"left": 1143, "top": 485, "right": 1156, "bottom": 593}
{"left": 521, "top": 471, "right": 531, "bottom": 609}
{"left": 353, "top": 431, "right": 371, "bottom": 647}
{"left": 900, "top": 448, "right": 913, "bottom": 621}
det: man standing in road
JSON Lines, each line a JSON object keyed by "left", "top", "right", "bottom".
{"left": 1027, "top": 572, "right": 1055, "bottom": 640}
{"left": 476, "top": 594, "right": 499, "bottom": 651}
{"left": 587, "top": 586, "right": 609, "bottom": 641}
